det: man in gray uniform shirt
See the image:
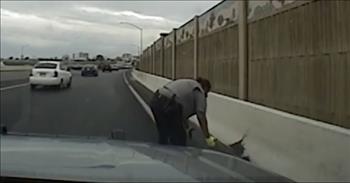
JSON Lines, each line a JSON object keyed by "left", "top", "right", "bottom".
{"left": 150, "top": 77, "right": 216, "bottom": 147}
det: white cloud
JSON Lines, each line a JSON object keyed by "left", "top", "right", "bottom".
{"left": 79, "top": 7, "right": 165, "bottom": 21}
{"left": 1, "top": 8, "right": 131, "bottom": 41}
{"left": 1, "top": 8, "right": 170, "bottom": 49}
{"left": 0, "top": 1, "right": 218, "bottom": 57}
{"left": 2, "top": 34, "right": 68, "bottom": 48}
{"left": 77, "top": 6, "right": 181, "bottom": 30}
{"left": 1, "top": 8, "right": 159, "bottom": 57}
{"left": 1, "top": 8, "right": 19, "bottom": 17}
{"left": 1, "top": 8, "right": 73, "bottom": 31}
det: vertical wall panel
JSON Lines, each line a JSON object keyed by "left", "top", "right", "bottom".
{"left": 140, "top": 0, "right": 349, "bottom": 128}
{"left": 346, "top": 52, "right": 350, "bottom": 124}
{"left": 175, "top": 20, "right": 195, "bottom": 79}
{"left": 248, "top": 0, "right": 349, "bottom": 128}
{"left": 197, "top": 1, "right": 239, "bottom": 97}
{"left": 163, "top": 32, "right": 174, "bottom": 79}
{"left": 154, "top": 38, "right": 163, "bottom": 76}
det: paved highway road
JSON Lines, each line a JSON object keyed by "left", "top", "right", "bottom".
{"left": 0, "top": 70, "right": 30, "bottom": 88}
{"left": 1, "top": 70, "right": 242, "bottom": 154}
{"left": 0, "top": 69, "right": 290, "bottom": 181}
{"left": 1, "top": 70, "right": 158, "bottom": 143}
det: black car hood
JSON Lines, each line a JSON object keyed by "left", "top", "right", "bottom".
{"left": 0, "top": 135, "right": 292, "bottom": 182}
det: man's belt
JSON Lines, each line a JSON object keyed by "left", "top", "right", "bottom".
{"left": 155, "top": 89, "right": 177, "bottom": 111}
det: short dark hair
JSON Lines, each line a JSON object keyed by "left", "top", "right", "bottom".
{"left": 196, "top": 77, "right": 211, "bottom": 91}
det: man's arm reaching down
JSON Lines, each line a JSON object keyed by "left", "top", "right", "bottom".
{"left": 197, "top": 111, "right": 210, "bottom": 138}
{"left": 197, "top": 112, "right": 210, "bottom": 138}
{"left": 197, "top": 112, "right": 217, "bottom": 147}
{"left": 194, "top": 88, "right": 216, "bottom": 147}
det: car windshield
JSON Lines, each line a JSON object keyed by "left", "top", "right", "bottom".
{"left": 34, "top": 63, "right": 57, "bottom": 69}
{"left": 1, "top": 1, "right": 348, "bottom": 182}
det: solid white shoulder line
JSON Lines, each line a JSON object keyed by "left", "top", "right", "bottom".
{"left": 122, "top": 71, "right": 155, "bottom": 122}
{"left": 0, "top": 83, "right": 29, "bottom": 91}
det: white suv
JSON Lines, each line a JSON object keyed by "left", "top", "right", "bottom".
{"left": 30, "top": 61, "right": 72, "bottom": 89}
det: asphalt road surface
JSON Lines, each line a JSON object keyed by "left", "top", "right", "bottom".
{"left": 1, "top": 70, "right": 243, "bottom": 154}
{"left": 1, "top": 70, "right": 158, "bottom": 143}
{"left": 0, "top": 70, "right": 30, "bottom": 88}
{"left": 0, "top": 70, "right": 291, "bottom": 182}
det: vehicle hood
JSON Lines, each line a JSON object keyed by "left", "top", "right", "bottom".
{"left": 0, "top": 135, "right": 291, "bottom": 182}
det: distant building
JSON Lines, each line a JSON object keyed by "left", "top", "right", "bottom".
{"left": 62, "top": 55, "right": 70, "bottom": 61}
{"left": 72, "top": 52, "right": 89, "bottom": 61}
{"left": 121, "top": 53, "right": 133, "bottom": 62}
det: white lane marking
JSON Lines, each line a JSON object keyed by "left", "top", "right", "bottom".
{"left": 0, "top": 83, "right": 29, "bottom": 91}
{"left": 123, "top": 72, "right": 155, "bottom": 122}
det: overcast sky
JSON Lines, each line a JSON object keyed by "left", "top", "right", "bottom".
{"left": 1, "top": 1, "right": 219, "bottom": 58}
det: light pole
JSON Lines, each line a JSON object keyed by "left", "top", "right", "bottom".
{"left": 119, "top": 22, "right": 143, "bottom": 59}
{"left": 20, "top": 45, "right": 29, "bottom": 60}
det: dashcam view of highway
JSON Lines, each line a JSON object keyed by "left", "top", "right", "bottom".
{"left": 1, "top": 1, "right": 349, "bottom": 182}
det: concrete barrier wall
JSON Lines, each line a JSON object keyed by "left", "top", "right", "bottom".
{"left": 0, "top": 71, "right": 30, "bottom": 81}
{"left": 163, "top": 32, "right": 174, "bottom": 79}
{"left": 0, "top": 63, "right": 31, "bottom": 87}
{"left": 132, "top": 69, "right": 350, "bottom": 182}
{"left": 139, "top": 0, "right": 350, "bottom": 129}
{"left": 198, "top": 1, "right": 240, "bottom": 98}
{"left": 247, "top": 0, "right": 350, "bottom": 128}
{"left": 0, "top": 64, "right": 31, "bottom": 80}
{"left": 0, "top": 63, "right": 32, "bottom": 72}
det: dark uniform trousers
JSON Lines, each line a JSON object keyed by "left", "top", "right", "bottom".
{"left": 150, "top": 90, "right": 186, "bottom": 146}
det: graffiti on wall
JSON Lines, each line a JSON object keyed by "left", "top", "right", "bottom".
{"left": 176, "top": 20, "right": 195, "bottom": 45}
{"left": 142, "top": 47, "right": 150, "bottom": 61}
{"left": 198, "top": 0, "right": 238, "bottom": 37}
{"left": 164, "top": 32, "right": 174, "bottom": 49}
{"left": 248, "top": 0, "right": 304, "bottom": 21}
{"left": 146, "top": 47, "right": 152, "bottom": 57}
{"left": 155, "top": 38, "right": 162, "bottom": 51}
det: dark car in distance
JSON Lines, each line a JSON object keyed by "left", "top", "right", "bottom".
{"left": 81, "top": 65, "right": 98, "bottom": 77}
{"left": 101, "top": 64, "right": 112, "bottom": 72}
